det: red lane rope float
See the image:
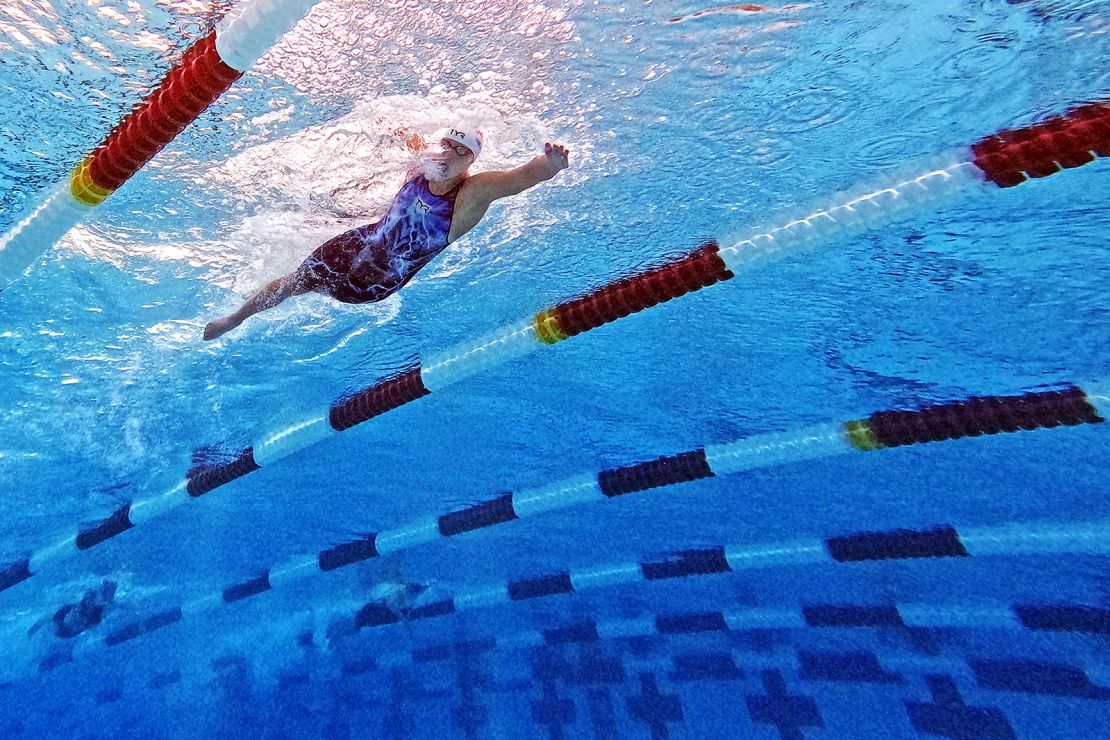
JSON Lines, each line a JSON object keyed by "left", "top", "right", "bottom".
{"left": 862, "top": 386, "right": 1101, "bottom": 449}
{"left": 841, "top": 386, "right": 1101, "bottom": 452}
{"left": 537, "top": 241, "right": 733, "bottom": 343}
{"left": 186, "top": 448, "right": 261, "bottom": 498}
{"left": 83, "top": 32, "right": 242, "bottom": 195}
{"left": 971, "top": 101, "right": 1110, "bottom": 188}
{"left": 328, "top": 368, "right": 432, "bottom": 433}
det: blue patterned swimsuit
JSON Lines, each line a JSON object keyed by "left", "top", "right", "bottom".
{"left": 297, "top": 175, "right": 461, "bottom": 304}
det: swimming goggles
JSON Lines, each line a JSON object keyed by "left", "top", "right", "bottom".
{"left": 440, "top": 140, "right": 473, "bottom": 157}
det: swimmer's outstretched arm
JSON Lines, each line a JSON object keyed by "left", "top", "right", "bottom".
{"left": 448, "top": 143, "right": 570, "bottom": 240}
{"left": 466, "top": 143, "right": 571, "bottom": 202}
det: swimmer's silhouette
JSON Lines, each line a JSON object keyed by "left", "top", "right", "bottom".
{"left": 27, "top": 579, "right": 117, "bottom": 639}
{"left": 204, "top": 127, "right": 571, "bottom": 340}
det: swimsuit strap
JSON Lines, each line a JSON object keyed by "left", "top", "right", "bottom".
{"left": 420, "top": 175, "right": 462, "bottom": 203}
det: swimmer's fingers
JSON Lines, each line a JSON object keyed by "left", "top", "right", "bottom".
{"left": 544, "top": 142, "right": 571, "bottom": 169}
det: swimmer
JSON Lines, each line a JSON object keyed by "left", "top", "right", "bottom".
{"left": 27, "top": 579, "right": 117, "bottom": 639}
{"left": 203, "top": 127, "right": 572, "bottom": 340}
{"left": 324, "top": 581, "right": 430, "bottom": 647}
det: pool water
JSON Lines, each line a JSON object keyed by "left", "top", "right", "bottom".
{"left": 0, "top": 0, "right": 1108, "bottom": 737}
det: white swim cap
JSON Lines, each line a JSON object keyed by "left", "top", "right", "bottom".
{"left": 441, "top": 126, "right": 484, "bottom": 158}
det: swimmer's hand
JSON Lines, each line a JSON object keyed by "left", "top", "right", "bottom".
{"left": 543, "top": 143, "right": 571, "bottom": 177}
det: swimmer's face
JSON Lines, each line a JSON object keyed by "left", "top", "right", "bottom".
{"left": 432, "top": 138, "right": 474, "bottom": 179}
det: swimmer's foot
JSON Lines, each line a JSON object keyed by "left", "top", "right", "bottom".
{"left": 203, "top": 316, "right": 239, "bottom": 341}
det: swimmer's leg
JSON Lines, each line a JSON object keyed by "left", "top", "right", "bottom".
{"left": 26, "top": 616, "right": 49, "bottom": 638}
{"left": 203, "top": 272, "right": 309, "bottom": 341}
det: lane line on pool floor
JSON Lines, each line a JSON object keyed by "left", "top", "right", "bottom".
{"left": 55, "top": 599, "right": 1110, "bottom": 716}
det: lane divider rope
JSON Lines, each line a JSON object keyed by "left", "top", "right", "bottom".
{"left": 0, "top": 0, "right": 322, "bottom": 285}
{"left": 33, "top": 382, "right": 1103, "bottom": 654}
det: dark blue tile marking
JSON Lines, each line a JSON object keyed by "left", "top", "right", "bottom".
{"left": 641, "top": 547, "right": 731, "bottom": 580}
{"left": 453, "top": 698, "right": 488, "bottom": 739}
{"left": 39, "top": 652, "right": 71, "bottom": 673}
{"left": 455, "top": 638, "right": 498, "bottom": 656}
{"left": 341, "top": 657, "right": 375, "bottom": 676}
{"left": 0, "top": 559, "right": 32, "bottom": 593}
{"left": 412, "top": 643, "right": 452, "bottom": 663}
{"left": 96, "top": 687, "right": 123, "bottom": 705}
{"left": 627, "top": 673, "right": 684, "bottom": 740}
{"left": 799, "top": 651, "right": 903, "bottom": 684}
{"left": 278, "top": 671, "right": 309, "bottom": 689}
{"left": 739, "top": 630, "right": 781, "bottom": 653}
{"left": 212, "top": 655, "right": 248, "bottom": 672}
{"left": 586, "top": 687, "right": 620, "bottom": 740}
{"left": 1015, "top": 604, "right": 1110, "bottom": 634}
{"left": 150, "top": 670, "right": 180, "bottom": 690}
{"left": 75, "top": 504, "right": 133, "bottom": 550}
{"left": 971, "top": 659, "right": 1110, "bottom": 700}
{"left": 338, "top": 690, "right": 374, "bottom": 710}
{"left": 746, "top": 669, "right": 824, "bottom": 740}
{"left": 222, "top": 573, "right": 271, "bottom": 603}
{"left": 509, "top": 572, "right": 574, "bottom": 601}
{"left": 572, "top": 657, "right": 626, "bottom": 685}
{"left": 461, "top": 664, "right": 492, "bottom": 691}
{"left": 454, "top": 662, "right": 488, "bottom": 740}
{"left": 406, "top": 598, "right": 456, "bottom": 620}
{"left": 826, "top": 526, "right": 967, "bottom": 562}
{"left": 656, "top": 611, "right": 729, "bottom": 634}
{"left": 907, "top": 674, "right": 1015, "bottom": 739}
{"left": 415, "top": 687, "right": 452, "bottom": 700}
{"left": 544, "top": 621, "right": 600, "bottom": 645}
{"left": 318, "top": 535, "right": 378, "bottom": 571}
{"left": 355, "top": 602, "right": 400, "bottom": 629}
{"left": 803, "top": 604, "right": 904, "bottom": 628}
{"left": 438, "top": 493, "right": 518, "bottom": 536}
{"left": 532, "top": 650, "right": 573, "bottom": 681}
{"left": 384, "top": 676, "right": 415, "bottom": 740}
{"left": 671, "top": 651, "right": 743, "bottom": 682}
{"left": 490, "top": 678, "right": 534, "bottom": 693}
{"left": 383, "top": 705, "right": 414, "bottom": 740}
{"left": 532, "top": 679, "right": 576, "bottom": 740}
{"left": 626, "top": 635, "right": 658, "bottom": 657}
